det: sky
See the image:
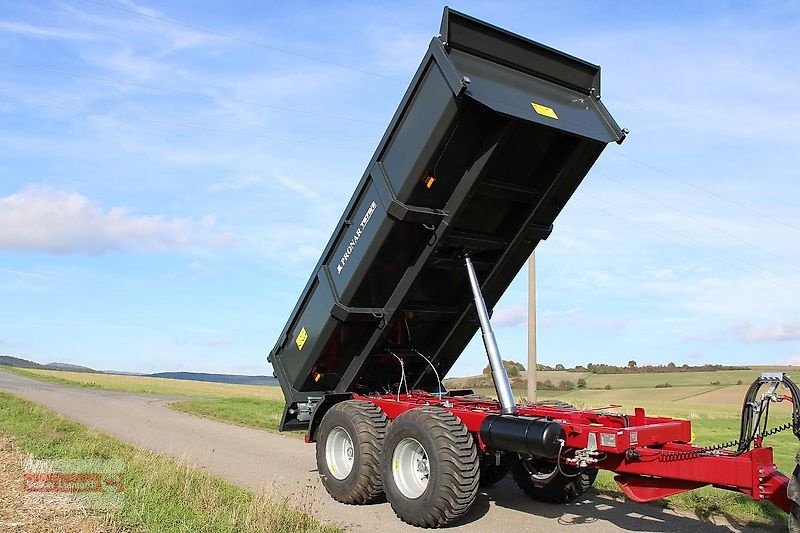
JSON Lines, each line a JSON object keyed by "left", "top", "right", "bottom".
{"left": 1, "top": 0, "right": 799, "bottom": 377}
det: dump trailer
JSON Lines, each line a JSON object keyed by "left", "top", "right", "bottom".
{"left": 269, "top": 7, "right": 800, "bottom": 529}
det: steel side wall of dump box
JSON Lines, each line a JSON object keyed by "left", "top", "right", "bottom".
{"left": 269, "top": 38, "right": 463, "bottom": 403}
{"left": 268, "top": 8, "right": 625, "bottom": 429}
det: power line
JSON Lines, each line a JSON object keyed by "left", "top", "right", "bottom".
{"left": 607, "top": 150, "right": 800, "bottom": 233}
{"left": 4, "top": 97, "right": 369, "bottom": 150}
{"left": 79, "top": 0, "right": 405, "bottom": 83}
{"left": 0, "top": 62, "right": 383, "bottom": 126}
{"left": 595, "top": 170, "right": 800, "bottom": 272}
{"left": 1, "top": 86, "right": 370, "bottom": 145}
{"left": 575, "top": 191, "right": 800, "bottom": 295}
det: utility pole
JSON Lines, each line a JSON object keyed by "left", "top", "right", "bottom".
{"left": 527, "top": 252, "right": 537, "bottom": 403}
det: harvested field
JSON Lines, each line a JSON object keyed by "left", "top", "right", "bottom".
{"left": 4, "top": 367, "right": 283, "bottom": 401}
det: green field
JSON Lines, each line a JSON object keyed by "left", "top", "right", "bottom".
{"left": 446, "top": 366, "right": 799, "bottom": 391}
{"left": 579, "top": 367, "right": 797, "bottom": 389}
{"left": 2, "top": 365, "right": 288, "bottom": 433}
{"left": 0, "top": 391, "right": 337, "bottom": 533}
{"left": 172, "top": 396, "right": 287, "bottom": 433}
{"left": 5, "top": 364, "right": 798, "bottom": 527}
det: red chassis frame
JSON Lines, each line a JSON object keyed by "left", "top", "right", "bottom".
{"left": 352, "top": 391, "right": 790, "bottom": 512}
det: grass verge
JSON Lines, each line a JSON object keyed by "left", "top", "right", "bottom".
{"left": 0, "top": 391, "right": 338, "bottom": 533}
{"left": 3, "top": 366, "right": 793, "bottom": 527}
{"left": 171, "top": 397, "right": 290, "bottom": 435}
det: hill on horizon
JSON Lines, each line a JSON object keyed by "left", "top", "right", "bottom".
{"left": 0, "top": 355, "right": 277, "bottom": 386}
{"left": 149, "top": 372, "right": 277, "bottom": 386}
{"left": 0, "top": 355, "right": 95, "bottom": 372}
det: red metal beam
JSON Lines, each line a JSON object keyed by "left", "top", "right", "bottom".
{"left": 358, "top": 392, "right": 792, "bottom": 512}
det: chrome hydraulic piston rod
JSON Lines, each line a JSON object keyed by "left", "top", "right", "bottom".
{"left": 465, "top": 254, "right": 517, "bottom": 415}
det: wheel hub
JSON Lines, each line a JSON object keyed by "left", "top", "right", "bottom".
{"left": 325, "top": 426, "right": 355, "bottom": 480}
{"left": 393, "top": 438, "right": 430, "bottom": 499}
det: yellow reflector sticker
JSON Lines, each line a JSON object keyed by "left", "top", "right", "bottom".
{"left": 531, "top": 102, "right": 558, "bottom": 120}
{"left": 295, "top": 327, "right": 308, "bottom": 350}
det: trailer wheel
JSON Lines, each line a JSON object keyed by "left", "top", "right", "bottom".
{"left": 479, "top": 454, "right": 510, "bottom": 487}
{"left": 382, "top": 407, "right": 479, "bottom": 527}
{"left": 789, "top": 452, "right": 800, "bottom": 533}
{"left": 511, "top": 455, "right": 597, "bottom": 503}
{"left": 316, "top": 400, "right": 387, "bottom": 504}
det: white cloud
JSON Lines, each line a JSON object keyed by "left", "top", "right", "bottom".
{"left": 0, "top": 185, "right": 231, "bottom": 254}
{"left": 0, "top": 20, "right": 102, "bottom": 41}
{"left": 115, "top": 0, "right": 162, "bottom": 18}
{"left": 97, "top": 48, "right": 168, "bottom": 81}
{"left": 207, "top": 175, "right": 268, "bottom": 192}
{"left": 207, "top": 337, "right": 234, "bottom": 347}
{"left": 492, "top": 304, "right": 528, "bottom": 327}
{"left": 61, "top": 1, "right": 224, "bottom": 52}
{"left": 275, "top": 175, "right": 319, "bottom": 200}
{"left": 737, "top": 320, "right": 800, "bottom": 343}
{"left": 491, "top": 305, "right": 628, "bottom": 331}
{"left": 0, "top": 267, "right": 47, "bottom": 280}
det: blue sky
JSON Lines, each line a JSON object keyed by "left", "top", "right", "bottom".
{"left": 1, "top": 1, "right": 799, "bottom": 377}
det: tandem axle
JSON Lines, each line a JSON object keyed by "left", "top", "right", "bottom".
{"left": 304, "top": 252, "right": 800, "bottom": 527}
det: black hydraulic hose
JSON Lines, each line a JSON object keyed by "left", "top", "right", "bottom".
{"left": 736, "top": 374, "right": 800, "bottom": 455}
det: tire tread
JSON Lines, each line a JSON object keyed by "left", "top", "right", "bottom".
{"left": 318, "top": 400, "right": 387, "bottom": 504}
{"left": 384, "top": 407, "right": 479, "bottom": 527}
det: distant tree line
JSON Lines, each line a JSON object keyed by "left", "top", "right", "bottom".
{"left": 457, "top": 359, "right": 751, "bottom": 394}
{"left": 482, "top": 360, "right": 526, "bottom": 378}
{"left": 580, "top": 362, "right": 749, "bottom": 375}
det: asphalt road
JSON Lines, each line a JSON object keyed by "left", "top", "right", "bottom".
{"left": 0, "top": 370, "right": 761, "bottom": 533}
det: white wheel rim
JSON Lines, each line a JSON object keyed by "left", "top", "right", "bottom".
{"left": 392, "top": 438, "right": 430, "bottom": 499}
{"left": 325, "top": 427, "right": 354, "bottom": 480}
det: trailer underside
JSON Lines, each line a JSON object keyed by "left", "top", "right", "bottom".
{"left": 351, "top": 391, "right": 791, "bottom": 512}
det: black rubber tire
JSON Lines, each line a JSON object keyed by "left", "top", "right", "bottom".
{"left": 479, "top": 454, "right": 511, "bottom": 487}
{"left": 511, "top": 455, "right": 597, "bottom": 503}
{"left": 382, "top": 407, "right": 479, "bottom": 527}
{"left": 316, "top": 400, "right": 388, "bottom": 504}
{"left": 789, "top": 452, "right": 800, "bottom": 533}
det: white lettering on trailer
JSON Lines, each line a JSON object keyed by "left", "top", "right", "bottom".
{"left": 336, "top": 201, "right": 377, "bottom": 274}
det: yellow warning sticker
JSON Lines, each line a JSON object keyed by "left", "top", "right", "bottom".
{"left": 531, "top": 102, "right": 558, "bottom": 120}
{"left": 295, "top": 327, "right": 308, "bottom": 350}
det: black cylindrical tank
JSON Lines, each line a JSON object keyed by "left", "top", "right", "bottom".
{"left": 479, "top": 415, "right": 564, "bottom": 458}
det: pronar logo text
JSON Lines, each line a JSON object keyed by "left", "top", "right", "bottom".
{"left": 336, "top": 201, "right": 377, "bottom": 274}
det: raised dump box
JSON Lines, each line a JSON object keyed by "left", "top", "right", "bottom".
{"left": 269, "top": 8, "right": 625, "bottom": 429}
{"left": 268, "top": 9, "right": 800, "bottom": 530}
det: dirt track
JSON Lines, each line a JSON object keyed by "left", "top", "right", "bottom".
{"left": 0, "top": 370, "right": 761, "bottom": 533}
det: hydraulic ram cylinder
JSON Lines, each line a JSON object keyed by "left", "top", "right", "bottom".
{"left": 465, "top": 254, "right": 517, "bottom": 415}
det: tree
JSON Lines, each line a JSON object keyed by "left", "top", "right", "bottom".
{"left": 483, "top": 360, "right": 525, "bottom": 378}
{"left": 667, "top": 361, "right": 676, "bottom": 369}
{"left": 555, "top": 364, "right": 565, "bottom": 371}
{"left": 627, "top": 360, "right": 637, "bottom": 368}
{"left": 577, "top": 378, "right": 587, "bottom": 389}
